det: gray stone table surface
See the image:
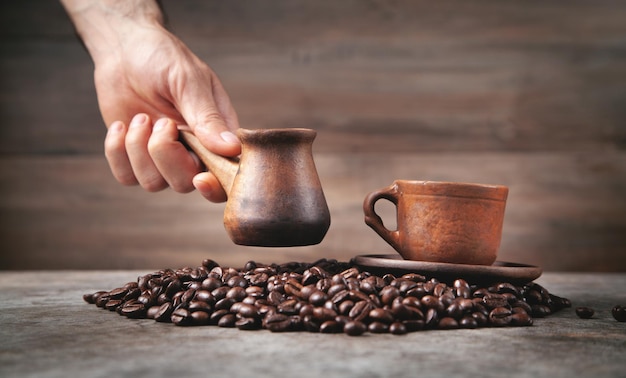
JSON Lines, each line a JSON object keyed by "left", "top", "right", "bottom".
{"left": 1, "top": 271, "right": 625, "bottom": 378}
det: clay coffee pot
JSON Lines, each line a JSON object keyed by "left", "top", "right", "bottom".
{"left": 180, "top": 128, "right": 331, "bottom": 247}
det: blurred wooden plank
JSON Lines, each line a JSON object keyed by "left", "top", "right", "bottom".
{"left": 1, "top": 152, "right": 624, "bottom": 271}
{"left": 1, "top": 0, "right": 625, "bottom": 154}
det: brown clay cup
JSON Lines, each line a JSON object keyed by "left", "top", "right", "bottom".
{"left": 363, "top": 180, "right": 509, "bottom": 265}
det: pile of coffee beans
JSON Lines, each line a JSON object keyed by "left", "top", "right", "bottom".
{"left": 83, "top": 258, "right": 571, "bottom": 336}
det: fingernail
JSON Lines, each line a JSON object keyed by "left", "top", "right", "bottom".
{"left": 220, "top": 131, "right": 240, "bottom": 145}
{"left": 153, "top": 118, "right": 168, "bottom": 131}
{"left": 130, "top": 113, "right": 147, "bottom": 128}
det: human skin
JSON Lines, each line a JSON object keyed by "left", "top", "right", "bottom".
{"left": 60, "top": 0, "right": 241, "bottom": 202}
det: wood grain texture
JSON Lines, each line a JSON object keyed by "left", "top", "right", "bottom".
{"left": 0, "top": 0, "right": 625, "bottom": 270}
{"left": 1, "top": 152, "right": 624, "bottom": 271}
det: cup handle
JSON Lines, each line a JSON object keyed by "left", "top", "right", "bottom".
{"left": 363, "top": 184, "right": 401, "bottom": 252}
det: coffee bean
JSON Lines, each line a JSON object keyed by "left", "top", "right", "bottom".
{"left": 104, "top": 299, "right": 122, "bottom": 311}
{"left": 438, "top": 317, "right": 459, "bottom": 330}
{"left": 368, "top": 321, "right": 389, "bottom": 333}
{"left": 308, "top": 290, "right": 328, "bottom": 306}
{"left": 264, "top": 313, "right": 293, "bottom": 332}
{"left": 154, "top": 302, "right": 174, "bottom": 323}
{"left": 510, "top": 312, "right": 533, "bottom": 326}
{"left": 368, "top": 308, "right": 394, "bottom": 324}
{"left": 217, "top": 313, "right": 236, "bottom": 328}
{"left": 389, "top": 322, "right": 407, "bottom": 335}
{"left": 344, "top": 320, "right": 367, "bottom": 336}
{"left": 349, "top": 301, "right": 373, "bottom": 323}
{"left": 380, "top": 286, "right": 401, "bottom": 306}
{"left": 171, "top": 308, "right": 193, "bottom": 326}
{"left": 531, "top": 304, "right": 552, "bottom": 318}
{"left": 612, "top": 305, "right": 626, "bottom": 322}
{"left": 459, "top": 316, "right": 478, "bottom": 329}
{"left": 190, "top": 310, "right": 210, "bottom": 325}
{"left": 489, "top": 307, "right": 512, "bottom": 326}
{"left": 575, "top": 306, "right": 594, "bottom": 319}
{"left": 319, "top": 320, "right": 342, "bottom": 333}
{"left": 236, "top": 317, "right": 261, "bottom": 330}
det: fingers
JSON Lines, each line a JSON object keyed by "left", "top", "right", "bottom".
{"left": 147, "top": 118, "right": 202, "bottom": 193}
{"left": 192, "top": 172, "right": 228, "bottom": 203}
{"left": 104, "top": 114, "right": 228, "bottom": 203}
{"left": 124, "top": 114, "right": 169, "bottom": 192}
{"left": 104, "top": 121, "right": 138, "bottom": 186}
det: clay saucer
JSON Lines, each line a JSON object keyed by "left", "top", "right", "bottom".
{"left": 351, "top": 254, "right": 542, "bottom": 285}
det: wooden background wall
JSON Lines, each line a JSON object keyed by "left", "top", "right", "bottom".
{"left": 1, "top": 0, "right": 625, "bottom": 271}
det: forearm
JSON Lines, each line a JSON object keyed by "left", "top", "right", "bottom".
{"left": 60, "top": 0, "right": 164, "bottom": 63}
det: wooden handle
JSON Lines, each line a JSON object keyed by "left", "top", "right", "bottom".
{"left": 179, "top": 129, "right": 239, "bottom": 195}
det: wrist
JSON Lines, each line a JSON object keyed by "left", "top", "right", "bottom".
{"left": 61, "top": 0, "right": 164, "bottom": 64}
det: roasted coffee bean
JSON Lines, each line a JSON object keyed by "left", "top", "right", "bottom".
{"left": 236, "top": 317, "right": 261, "bottom": 330}
{"left": 154, "top": 302, "right": 174, "bottom": 323}
{"left": 575, "top": 306, "right": 594, "bottom": 319}
{"left": 388, "top": 322, "right": 407, "bottom": 335}
{"left": 482, "top": 293, "right": 509, "bottom": 309}
{"left": 146, "top": 305, "right": 160, "bottom": 319}
{"left": 489, "top": 307, "right": 512, "bottom": 326}
{"left": 525, "top": 289, "right": 543, "bottom": 305}
{"left": 226, "top": 287, "right": 247, "bottom": 302}
{"left": 171, "top": 308, "right": 193, "bottom": 326}
{"left": 510, "top": 312, "right": 533, "bottom": 326}
{"left": 459, "top": 316, "right": 478, "bottom": 329}
{"left": 369, "top": 308, "right": 394, "bottom": 324}
{"left": 349, "top": 301, "right": 373, "bottom": 323}
{"left": 327, "top": 284, "right": 347, "bottom": 298}
{"left": 264, "top": 313, "right": 293, "bottom": 332}
{"left": 190, "top": 310, "right": 210, "bottom": 325}
{"left": 308, "top": 290, "right": 328, "bottom": 306}
{"left": 104, "top": 299, "right": 122, "bottom": 311}
{"left": 278, "top": 299, "right": 300, "bottom": 315}
{"left": 297, "top": 285, "right": 315, "bottom": 301}
{"left": 123, "top": 288, "right": 141, "bottom": 301}
{"left": 611, "top": 305, "right": 626, "bottom": 322}
{"left": 380, "top": 286, "right": 401, "bottom": 306}
{"left": 316, "top": 278, "right": 332, "bottom": 292}
{"left": 211, "top": 286, "right": 230, "bottom": 301}
{"left": 180, "top": 288, "right": 196, "bottom": 304}
{"left": 368, "top": 321, "right": 389, "bottom": 334}
{"left": 202, "top": 259, "right": 219, "bottom": 270}
{"left": 119, "top": 303, "right": 146, "bottom": 319}
{"left": 343, "top": 320, "right": 367, "bottom": 336}
{"left": 108, "top": 287, "right": 128, "bottom": 300}
{"left": 227, "top": 274, "right": 247, "bottom": 289}
{"left": 201, "top": 277, "right": 222, "bottom": 291}
{"left": 319, "top": 320, "right": 342, "bottom": 333}
{"left": 531, "top": 304, "right": 551, "bottom": 318}
{"left": 209, "top": 309, "right": 229, "bottom": 325}
{"left": 237, "top": 303, "right": 260, "bottom": 319}
{"left": 338, "top": 300, "right": 355, "bottom": 316}
{"left": 421, "top": 295, "right": 445, "bottom": 314}
{"left": 403, "top": 319, "right": 425, "bottom": 332}
{"left": 424, "top": 308, "right": 439, "bottom": 328}
{"left": 215, "top": 297, "right": 235, "bottom": 311}
{"left": 313, "top": 307, "right": 337, "bottom": 322}
{"left": 217, "top": 313, "right": 236, "bottom": 328}
{"left": 188, "top": 300, "right": 212, "bottom": 313}
{"left": 438, "top": 317, "right": 459, "bottom": 330}
{"left": 95, "top": 293, "right": 110, "bottom": 308}
{"left": 83, "top": 292, "right": 99, "bottom": 304}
